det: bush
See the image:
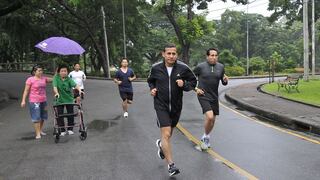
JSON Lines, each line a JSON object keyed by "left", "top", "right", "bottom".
{"left": 225, "top": 66, "right": 245, "bottom": 76}
{"left": 282, "top": 68, "right": 297, "bottom": 74}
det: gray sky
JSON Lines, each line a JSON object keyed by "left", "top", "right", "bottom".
{"left": 145, "top": 0, "right": 272, "bottom": 20}
{"left": 201, "top": 0, "right": 272, "bottom": 20}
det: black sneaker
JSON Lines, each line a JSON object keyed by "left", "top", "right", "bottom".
{"left": 156, "top": 139, "right": 165, "bottom": 159}
{"left": 168, "top": 163, "right": 180, "bottom": 176}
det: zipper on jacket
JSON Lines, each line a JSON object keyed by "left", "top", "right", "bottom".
{"left": 168, "top": 75, "right": 171, "bottom": 112}
{"left": 211, "top": 65, "right": 213, "bottom": 72}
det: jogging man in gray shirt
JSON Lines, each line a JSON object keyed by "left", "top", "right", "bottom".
{"left": 193, "top": 48, "right": 229, "bottom": 150}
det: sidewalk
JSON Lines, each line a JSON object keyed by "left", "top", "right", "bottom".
{"left": 225, "top": 82, "right": 320, "bottom": 135}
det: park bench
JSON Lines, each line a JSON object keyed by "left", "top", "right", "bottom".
{"left": 277, "top": 74, "right": 301, "bottom": 93}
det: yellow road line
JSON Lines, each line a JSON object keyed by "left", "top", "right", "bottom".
{"left": 220, "top": 103, "right": 320, "bottom": 145}
{"left": 176, "top": 123, "right": 259, "bottom": 180}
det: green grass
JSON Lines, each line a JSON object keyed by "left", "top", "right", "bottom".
{"left": 262, "top": 79, "right": 320, "bottom": 106}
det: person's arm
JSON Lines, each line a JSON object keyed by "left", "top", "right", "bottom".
{"left": 181, "top": 67, "right": 197, "bottom": 92}
{"left": 21, "top": 83, "right": 30, "bottom": 108}
{"left": 147, "top": 67, "right": 157, "bottom": 96}
{"left": 147, "top": 67, "right": 156, "bottom": 90}
{"left": 70, "top": 78, "right": 83, "bottom": 94}
{"left": 52, "top": 76, "right": 59, "bottom": 98}
{"left": 113, "top": 71, "right": 122, "bottom": 85}
{"left": 221, "top": 67, "right": 228, "bottom": 86}
{"left": 82, "top": 71, "right": 86, "bottom": 81}
{"left": 46, "top": 77, "right": 53, "bottom": 83}
{"left": 193, "top": 65, "right": 205, "bottom": 95}
{"left": 128, "top": 70, "right": 136, "bottom": 82}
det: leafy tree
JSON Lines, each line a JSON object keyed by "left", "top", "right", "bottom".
{"left": 151, "top": 0, "right": 246, "bottom": 64}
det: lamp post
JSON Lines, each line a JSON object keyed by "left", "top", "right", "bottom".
{"left": 122, "top": 0, "right": 127, "bottom": 58}
{"left": 303, "top": 0, "right": 309, "bottom": 81}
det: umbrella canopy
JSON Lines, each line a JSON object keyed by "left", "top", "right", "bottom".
{"left": 35, "top": 37, "right": 85, "bottom": 55}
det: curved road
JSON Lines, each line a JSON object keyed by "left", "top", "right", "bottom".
{"left": 0, "top": 73, "right": 319, "bottom": 180}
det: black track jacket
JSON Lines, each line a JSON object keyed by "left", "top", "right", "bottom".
{"left": 147, "top": 60, "right": 197, "bottom": 113}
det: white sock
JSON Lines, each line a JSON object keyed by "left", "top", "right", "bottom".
{"left": 203, "top": 133, "right": 210, "bottom": 139}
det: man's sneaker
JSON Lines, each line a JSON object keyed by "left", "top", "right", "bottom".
{"left": 40, "top": 131, "right": 47, "bottom": 136}
{"left": 35, "top": 135, "right": 41, "bottom": 139}
{"left": 156, "top": 139, "right": 165, "bottom": 159}
{"left": 168, "top": 163, "right": 180, "bottom": 176}
{"left": 200, "top": 137, "right": 210, "bottom": 150}
{"left": 60, "top": 132, "right": 67, "bottom": 136}
{"left": 68, "top": 130, "right": 74, "bottom": 135}
{"left": 123, "top": 112, "right": 128, "bottom": 118}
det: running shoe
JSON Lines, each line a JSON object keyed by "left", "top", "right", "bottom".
{"left": 68, "top": 130, "right": 74, "bottom": 135}
{"left": 123, "top": 112, "right": 128, "bottom": 118}
{"left": 200, "top": 137, "right": 210, "bottom": 150}
{"left": 40, "top": 131, "right": 47, "bottom": 136}
{"left": 156, "top": 139, "right": 165, "bottom": 159}
{"left": 168, "top": 163, "right": 180, "bottom": 176}
{"left": 60, "top": 131, "right": 67, "bottom": 136}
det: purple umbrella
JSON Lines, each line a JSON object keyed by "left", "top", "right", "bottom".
{"left": 35, "top": 37, "right": 85, "bottom": 55}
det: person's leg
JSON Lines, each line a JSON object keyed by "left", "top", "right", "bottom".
{"left": 127, "top": 92, "right": 133, "bottom": 104}
{"left": 122, "top": 99, "right": 128, "bottom": 112}
{"left": 204, "top": 110, "right": 216, "bottom": 135}
{"left": 66, "top": 104, "right": 74, "bottom": 131}
{"left": 160, "top": 126, "right": 173, "bottom": 164}
{"left": 33, "top": 122, "right": 41, "bottom": 138}
{"left": 40, "top": 102, "right": 48, "bottom": 135}
{"left": 56, "top": 105, "right": 65, "bottom": 132}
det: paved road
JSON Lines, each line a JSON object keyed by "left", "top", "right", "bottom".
{"left": 0, "top": 73, "right": 319, "bottom": 180}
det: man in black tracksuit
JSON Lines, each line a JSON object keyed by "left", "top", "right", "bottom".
{"left": 147, "top": 44, "right": 196, "bottom": 176}
{"left": 194, "top": 48, "right": 229, "bottom": 150}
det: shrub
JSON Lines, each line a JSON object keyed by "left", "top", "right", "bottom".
{"left": 225, "top": 66, "right": 245, "bottom": 76}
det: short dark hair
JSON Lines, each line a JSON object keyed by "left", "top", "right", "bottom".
{"left": 120, "top": 57, "right": 129, "bottom": 66}
{"left": 31, "top": 64, "right": 42, "bottom": 75}
{"left": 206, "top": 48, "right": 219, "bottom": 56}
{"left": 163, "top": 43, "right": 177, "bottom": 52}
{"left": 74, "top": 63, "right": 80, "bottom": 66}
{"left": 57, "top": 64, "right": 69, "bottom": 73}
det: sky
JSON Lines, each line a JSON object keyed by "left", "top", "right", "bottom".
{"left": 203, "top": 0, "right": 272, "bottom": 20}
{"left": 197, "top": 0, "right": 272, "bottom": 20}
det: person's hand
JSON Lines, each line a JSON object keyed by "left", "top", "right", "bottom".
{"left": 176, "top": 79, "right": 184, "bottom": 87}
{"left": 54, "top": 93, "right": 60, "bottom": 99}
{"left": 150, "top": 88, "right": 157, "bottom": 96}
{"left": 223, "top": 74, "right": 229, "bottom": 82}
{"left": 21, "top": 101, "right": 26, "bottom": 108}
{"left": 128, "top": 77, "right": 134, "bottom": 81}
{"left": 195, "top": 88, "right": 205, "bottom": 96}
{"left": 116, "top": 80, "right": 122, "bottom": 85}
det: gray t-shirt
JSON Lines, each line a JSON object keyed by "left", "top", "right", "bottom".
{"left": 194, "top": 62, "right": 227, "bottom": 101}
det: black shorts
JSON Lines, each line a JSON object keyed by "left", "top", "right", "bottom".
{"left": 198, "top": 97, "right": 219, "bottom": 115}
{"left": 156, "top": 110, "right": 181, "bottom": 128}
{"left": 73, "top": 89, "right": 84, "bottom": 99}
{"left": 119, "top": 91, "right": 133, "bottom": 101}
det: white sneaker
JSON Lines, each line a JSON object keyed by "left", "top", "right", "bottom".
{"left": 68, "top": 130, "right": 74, "bottom": 135}
{"left": 40, "top": 131, "right": 47, "bottom": 136}
{"left": 200, "top": 137, "right": 210, "bottom": 150}
{"left": 123, "top": 112, "right": 128, "bottom": 118}
{"left": 35, "top": 135, "right": 41, "bottom": 139}
{"left": 60, "top": 132, "right": 67, "bottom": 136}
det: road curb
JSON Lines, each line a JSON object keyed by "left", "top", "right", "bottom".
{"left": 224, "top": 87, "right": 320, "bottom": 135}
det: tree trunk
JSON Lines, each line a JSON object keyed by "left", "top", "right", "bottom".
{"left": 56, "top": 0, "right": 109, "bottom": 77}
{"left": 164, "top": 0, "right": 193, "bottom": 64}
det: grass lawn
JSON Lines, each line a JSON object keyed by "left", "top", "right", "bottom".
{"left": 262, "top": 79, "right": 320, "bottom": 106}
